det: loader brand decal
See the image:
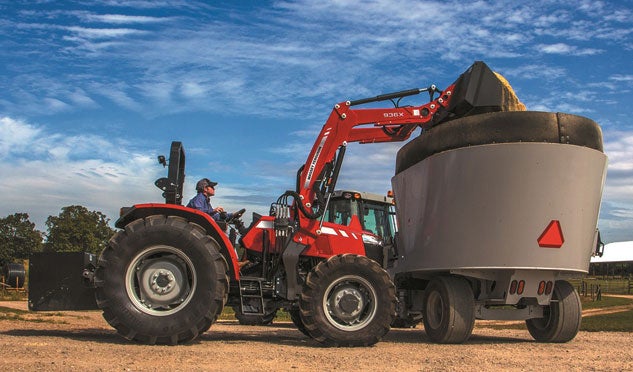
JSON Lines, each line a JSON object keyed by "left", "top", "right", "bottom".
{"left": 537, "top": 220, "right": 564, "bottom": 248}
{"left": 304, "top": 131, "right": 329, "bottom": 188}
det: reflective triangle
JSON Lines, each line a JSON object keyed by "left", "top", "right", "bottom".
{"left": 538, "top": 220, "right": 564, "bottom": 248}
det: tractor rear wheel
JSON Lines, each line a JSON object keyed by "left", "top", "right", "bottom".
{"left": 526, "top": 280, "right": 581, "bottom": 343}
{"left": 94, "top": 215, "right": 228, "bottom": 345}
{"left": 299, "top": 254, "right": 396, "bottom": 347}
{"left": 422, "top": 275, "right": 475, "bottom": 344}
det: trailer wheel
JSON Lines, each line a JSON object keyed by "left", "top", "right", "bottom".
{"left": 94, "top": 215, "right": 228, "bottom": 345}
{"left": 288, "top": 309, "right": 310, "bottom": 336}
{"left": 422, "top": 275, "right": 475, "bottom": 344}
{"left": 299, "top": 254, "right": 396, "bottom": 347}
{"left": 526, "top": 280, "right": 581, "bottom": 343}
{"left": 232, "top": 306, "right": 277, "bottom": 325}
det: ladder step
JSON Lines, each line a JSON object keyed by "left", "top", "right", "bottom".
{"left": 239, "top": 278, "right": 265, "bottom": 315}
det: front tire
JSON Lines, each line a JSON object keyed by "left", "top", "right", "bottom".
{"left": 94, "top": 215, "right": 228, "bottom": 345}
{"left": 526, "top": 280, "right": 581, "bottom": 343}
{"left": 422, "top": 275, "right": 475, "bottom": 344}
{"left": 288, "top": 309, "right": 310, "bottom": 336}
{"left": 299, "top": 254, "right": 396, "bottom": 347}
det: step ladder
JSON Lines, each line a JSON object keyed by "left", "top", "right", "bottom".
{"left": 239, "top": 277, "right": 265, "bottom": 315}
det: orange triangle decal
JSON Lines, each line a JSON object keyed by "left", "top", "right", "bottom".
{"left": 538, "top": 220, "right": 564, "bottom": 248}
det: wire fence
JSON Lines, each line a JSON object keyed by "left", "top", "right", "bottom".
{"left": 568, "top": 277, "right": 632, "bottom": 300}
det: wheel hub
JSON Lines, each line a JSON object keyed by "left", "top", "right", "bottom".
{"left": 331, "top": 288, "right": 363, "bottom": 320}
{"left": 125, "top": 246, "right": 195, "bottom": 315}
{"left": 139, "top": 259, "right": 187, "bottom": 306}
{"left": 150, "top": 270, "right": 176, "bottom": 294}
{"left": 322, "top": 275, "right": 378, "bottom": 331}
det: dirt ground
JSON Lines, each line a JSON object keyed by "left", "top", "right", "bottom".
{"left": 1, "top": 300, "right": 632, "bottom": 372}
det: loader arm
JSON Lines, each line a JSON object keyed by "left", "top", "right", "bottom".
{"left": 292, "top": 60, "right": 524, "bottom": 221}
{"left": 295, "top": 83, "right": 456, "bottom": 218}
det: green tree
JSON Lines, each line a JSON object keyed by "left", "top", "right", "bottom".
{"left": 44, "top": 205, "right": 115, "bottom": 254}
{"left": 0, "top": 213, "right": 43, "bottom": 265}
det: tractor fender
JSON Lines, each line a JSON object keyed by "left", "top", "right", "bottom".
{"left": 115, "top": 203, "right": 241, "bottom": 280}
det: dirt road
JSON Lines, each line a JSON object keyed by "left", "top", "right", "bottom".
{"left": 1, "top": 301, "right": 632, "bottom": 371}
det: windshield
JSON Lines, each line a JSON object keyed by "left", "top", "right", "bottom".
{"left": 324, "top": 196, "right": 396, "bottom": 241}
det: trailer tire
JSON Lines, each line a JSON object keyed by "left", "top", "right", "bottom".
{"left": 396, "top": 111, "right": 603, "bottom": 174}
{"left": 422, "top": 275, "right": 475, "bottom": 344}
{"left": 288, "top": 309, "right": 310, "bottom": 336}
{"left": 232, "top": 306, "right": 277, "bottom": 326}
{"left": 299, "top": 254, "right": 396, "bottom": 347}
{"left": 94, "top": 215, "right": 228, "bottom": 345}
{"left": 526, "top": 280, "right": 581, "bottom": 343}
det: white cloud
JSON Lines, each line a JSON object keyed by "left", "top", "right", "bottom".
{"left": 81, "top": 14, "right": 171, "bottom": 24}
{"left": 0, "top": 117, "right": 163, "bottom": 230}
{"left": 610, "top": 74, "right": 633, "bottom": 82}
{"left": 0, "top": 117, "right": 42, "bottom": 157}
{"left": 66, "top": 26, "right": 145, "bottom": 39}
{"left": 599, "top": 132, "right": 633, "bottom": 242}
{"left": 537, "top": 43, "right": 603, "bottom": 56}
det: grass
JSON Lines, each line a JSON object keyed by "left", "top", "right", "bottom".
{"left": 580, "top": 295, "right": 632, "bottom": 309}
{"left": 480, "top": 295, "right": 633, "bottom": 332}
{"left": 0, "top": 306, "right": 69, "bottom": 324}
{"left": 580, "top": 295, "right": 633, "bottom": 332}
{"left": 218, "top": 306, "right": 291, "bottom": 321}
{"left": 582, "top": 311, "right": 633, "bottom": 332}
{"left": 2, "top": 290, "right": 630, "bottom": 331}
{"left": 0, "top": 291, "right": 27, "bottom": 301}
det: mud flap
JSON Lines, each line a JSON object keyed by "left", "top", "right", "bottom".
{"left": 28, "top": 252, "right": 99, "bottom": 311}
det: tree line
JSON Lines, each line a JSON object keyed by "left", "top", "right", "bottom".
{"left": 0, "top": 205, "right": 115, "bottom": 266}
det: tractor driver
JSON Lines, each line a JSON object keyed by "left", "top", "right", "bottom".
{"left": 187, "top": 178, "right": 251, "bottom": 269}
{"left": 186, "top": 178, "right": 233, "bottom": 222}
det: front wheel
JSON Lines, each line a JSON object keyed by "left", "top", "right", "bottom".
{"left": 526, "top": 280, "right": 581, "bottom": 343}
{"left": 94, "top": 215, "right": 229, "bottom": 345}
{"left": 299, "top": 254, "right": 396, "bottom": 347}
{"left": 422, "top": 275, "right": 475, "bottom": 344}
{"left": 288, "top": 308, "right": 311, "bottom": 336}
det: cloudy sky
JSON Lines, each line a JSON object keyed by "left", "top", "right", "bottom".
{"left": 1, "top": 0, "right": 632, "bottom": 243}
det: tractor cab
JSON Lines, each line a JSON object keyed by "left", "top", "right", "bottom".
{"left": 323, "top": 190, "right": 397, "bottom": 244}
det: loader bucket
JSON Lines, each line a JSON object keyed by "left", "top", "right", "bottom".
{"left": 435, "top": 61, "right": 526, "bottom": 125}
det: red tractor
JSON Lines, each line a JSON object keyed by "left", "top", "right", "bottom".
{"left": 29, "top": 61, "right": 606, "bottom": 346}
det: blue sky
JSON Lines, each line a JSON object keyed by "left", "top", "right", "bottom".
{"left": 1, "top": 0, "right": 632, "bottom": 243}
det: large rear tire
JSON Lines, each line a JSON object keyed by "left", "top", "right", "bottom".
{"left": 299, "top": 254, "right": 396, "bottom": 347}
{"left": 94, "top": 215, "right": 228, "bottom": 345}
{"left": 526, "top": 280, "right": 581, "bottom": 343}
{"left": 422, "top": 275, "right": 475, "bottom": 344}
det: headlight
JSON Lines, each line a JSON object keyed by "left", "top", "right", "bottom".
{"left": 362, "top": 234, "right": 383, "bottom": 246}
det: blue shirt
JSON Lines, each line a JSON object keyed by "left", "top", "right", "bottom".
{"left": 186, "top": 193, "right": 231, "bottom": 221}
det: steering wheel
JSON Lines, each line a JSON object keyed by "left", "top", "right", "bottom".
{"left": 228, "top": 208, "right": 246, "bottom": 222}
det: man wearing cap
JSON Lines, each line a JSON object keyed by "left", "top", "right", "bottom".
{"left": 186, "top": 178, "right": 233, "bottom": 222}
{"left": 187, "top": 178, "right": 250, "bottom": 268}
